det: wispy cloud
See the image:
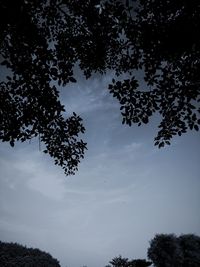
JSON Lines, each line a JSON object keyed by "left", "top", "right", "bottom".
{"left": 0, "top": 145, "right": 68, "bottom": 201}
{"left": 60, "top": 73, "right": 120, "bottom": 116}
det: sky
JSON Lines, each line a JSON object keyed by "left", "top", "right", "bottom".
{"left": 0, "top": 71, "right": 200, "bottom": 267}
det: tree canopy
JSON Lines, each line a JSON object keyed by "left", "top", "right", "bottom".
{"left": 147, "top": 233, "right": 200, "bottom": 267}
{"left": 108, "top": 255, "right": 152, "bottom": 267}
{"left": 0, "top": 0, "right": 200, "bottom": 175}
{"left": 0, "top": 241, "right": 61, "bottom": 266}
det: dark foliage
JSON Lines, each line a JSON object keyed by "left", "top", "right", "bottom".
{"left": 0, "top": 241, "right": 60, "bottom": 266}
{"left": 148, "top": 233, "right": 200, "bottom": 267}
{"left": 128, "top": 259, "right": 152, "bottom": 267}
{"left": 179, "top": 234, "right": 200, "bottom": 267}
{"left": 109, "top": 255, "right": 152, "bottom": 267}
{"left": 1, "top": 0, "right": 200, "bottom": 174}
{"left": 109, "top": 255, "right": 129, "bottom": 267}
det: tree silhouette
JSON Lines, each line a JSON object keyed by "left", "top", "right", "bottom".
{"left": 0, "top": 241, "right": 61, "bottom": 266}
{"left": 128, "top": 259, "right": 152, "bottom": 267}
{"left": 178, "top": 234, "right": 200, "bottom": 267}
{"left": 109, "top": 255, "right": 151, "bottom": 267}
{"left": 109, "top": 255, "right": 129, "bottom": 267}
{"left": 148, "top": 233, "right": 200, "bottom": 267}
{"left": 147, "top": 234, "right": 183, "bottom": 267}
{"left": 1, "top": 0, "right": 199, "bottom": 174}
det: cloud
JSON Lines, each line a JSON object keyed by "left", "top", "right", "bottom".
{"left": 0, "top": 144, "right": 68, "bottom": 201}
{"left": 60, "top": 73, "right": 120, "bottom": 116}
{"left": 26, "top": 168, "right": 67, "bottom": 201}
{"left": 123, "top": 142, "right": 143, "bottom": 152}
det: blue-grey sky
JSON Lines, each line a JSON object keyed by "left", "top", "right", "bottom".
{"left": 0, "top": 72, "right": 200, "bottom": 267}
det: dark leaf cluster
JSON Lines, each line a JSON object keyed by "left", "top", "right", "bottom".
{"left": 148, "top": 233, "right": 200, "bottom": 267}
{"left": 109, "top": 255, "right": 152, "bottom": 267}
{"left": 0, "top": 241, "right": 60, "bottom": 267}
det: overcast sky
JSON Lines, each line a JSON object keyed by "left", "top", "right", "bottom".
{"left": 0, "top": 71, "right": 200, "bottom": 267}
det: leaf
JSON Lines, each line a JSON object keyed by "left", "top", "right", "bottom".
{"left": 10, "top": 140, "right": 14, "bottom": 147}
{"left": 1, "top": 60, "right": 8, "bottom": 66}
{"left": 158, "top": 142, "right": 164, "bottom": 148}
{"left": 127, "top": 120, "right": 132, "bottom": 126}
{"left": 189, "top": 124, "right": 193, "bottom": 130}
{"left": 194, "top": 125, "right": 199, "bottom": 131}
{"left": 69, "top": 77, "right": 77, "bottom": 83}
{"left": 142, "top": 117, "right": 149, "bottom": 124}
